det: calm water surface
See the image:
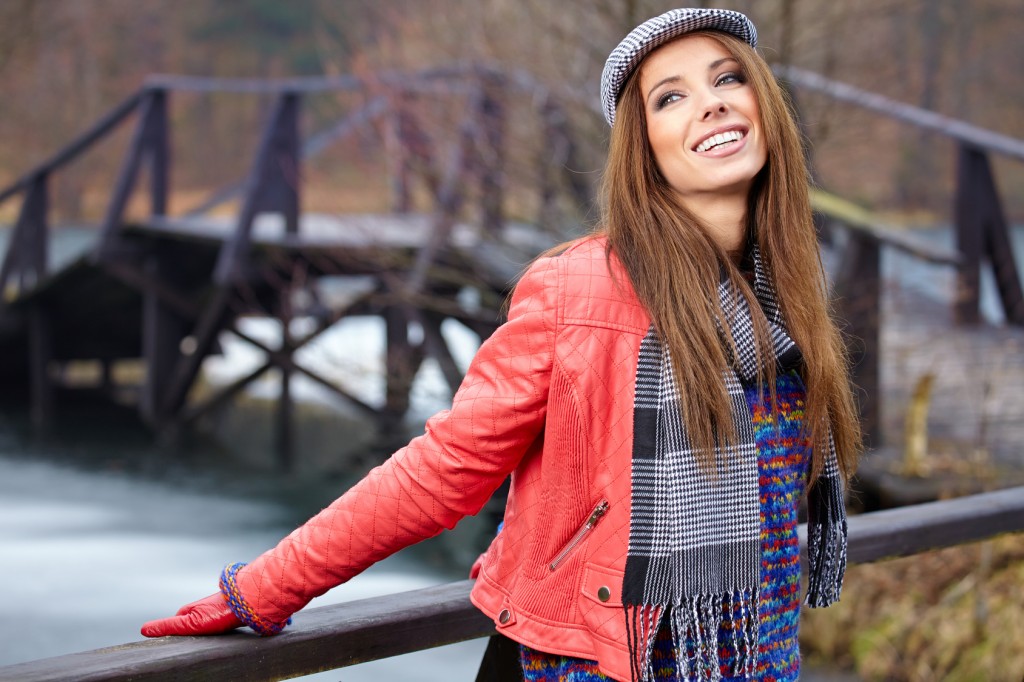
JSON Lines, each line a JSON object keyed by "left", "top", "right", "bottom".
{"left": 0, "top": 451, "right": 486, "bottom": 679}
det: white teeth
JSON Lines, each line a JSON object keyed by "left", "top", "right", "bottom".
{"left": 696, "top": 130, "right": 743, "bottom": 153}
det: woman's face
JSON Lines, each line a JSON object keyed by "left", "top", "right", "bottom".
{"left": 639, "top": 34, "right": 767, "bottom": 206}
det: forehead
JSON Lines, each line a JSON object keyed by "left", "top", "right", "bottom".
{"left": 638, "top": 34, "right": 734, "bottom": 89}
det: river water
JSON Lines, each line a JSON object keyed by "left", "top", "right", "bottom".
{"left": 0, "top": 447, "right": 487, "bottom": 679}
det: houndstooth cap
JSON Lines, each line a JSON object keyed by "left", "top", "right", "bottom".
{"left": 600, "top": 8, "right": 757, "bottom": 127}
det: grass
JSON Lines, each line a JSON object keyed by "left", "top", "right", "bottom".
{"left": 801, "top": 533, "right": 1024, "bottom": 681}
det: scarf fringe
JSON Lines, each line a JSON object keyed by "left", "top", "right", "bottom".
{"left": 625, "top": 591, "right": 758, "bottom": 682}
{"left": 804, "top": 474, "right": 848, "bottom": 607}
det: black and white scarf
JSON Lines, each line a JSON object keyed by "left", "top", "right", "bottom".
{"left": 623, "top": 247, "right": 847, "bottom": 681}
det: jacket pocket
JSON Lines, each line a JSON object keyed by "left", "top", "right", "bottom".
{"left": 547, "top": 499, "right": 609, "bottom": 572}
{"left": 579, "top": 562, "right": 627, "bottom": 646}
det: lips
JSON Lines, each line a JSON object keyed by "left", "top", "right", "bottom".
{"left": 692, "top": 126, "right": 748, "bottom": 153}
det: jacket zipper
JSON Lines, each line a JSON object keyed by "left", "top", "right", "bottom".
{"left": 548, "top": 499, "right": 610, "bottom": 572}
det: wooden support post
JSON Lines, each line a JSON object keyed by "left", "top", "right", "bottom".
{"left": 835, "top": 229, "right": 882, "bottom": 448}
{"left": 140, "top": 254, "right": 192, "bottom": 426}
{"left": 385, "top": 100, "right": 413, "bottom": 214}
{"left": 214, "top": 92, "right": 302, "bottom": 285}
{"left": 419, "top": 310, "right": 464, "bottom": 395}
{"left": 28, "top": 305, "right": 54, "bottom": 430}
{"left": 954, "top": 145, "right": 1024, "bottom": 326}
{"left": 538, "top": 97, "right": 590, "bottom": 223}
{"left": 477, "top": 76, "right": 505, "bottom": 236}
{"left": 148, "top": 89, "right": 170, "bottom": 217}
{"left": 0, "top": 173, "right": 49, "bottom": 299}
{"left": 955, "top": 144, "right": 985, "bottom": 325}
{"left": 95, "top": 89, "right": 170, "bottom": 261}
{"left": 383, "top": 306, "right": 424, "bottom": 426}
{"left": 275, "top": 288, "right": 295, "bottom": 472}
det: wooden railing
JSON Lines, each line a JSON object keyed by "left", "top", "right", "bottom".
{"left": 0, "top": 67, "right": 583, "bottom": 457}
{"left": 2, "top": 485, "right": 1022, "bottom": 682}
{"left": 779, "top": 66, "right": 1024, "bottom": 446}
{"left": 779, "top": 65, "right": 1024, "bottom": 329}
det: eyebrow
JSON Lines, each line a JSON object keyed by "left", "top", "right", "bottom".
{"left": 645, "top": 56, "right": 740, "bottom": 106}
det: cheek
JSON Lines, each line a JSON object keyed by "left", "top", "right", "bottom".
{"left": 645, "top": 120, "right": 681, "bottom": 172}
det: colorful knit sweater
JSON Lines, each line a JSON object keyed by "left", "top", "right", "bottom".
{"left": 521, "top": 371, "right": 811, "bottom": 681}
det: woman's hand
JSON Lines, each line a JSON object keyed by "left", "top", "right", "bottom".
{"left": 141, "top": 593, "right": 242, "bottom": 637}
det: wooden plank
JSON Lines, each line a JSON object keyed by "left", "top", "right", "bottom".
{"left": 836, "top": 485, "right": 1024, "bottom": 564}
{"left": 778, "top": 66, "right": 1024, "bottom": 162}
{"left": 810, "top": 188, "right": 960, "bottom": 265}
{"left": 3, "top": 486, "right": 1022, "bottom": 682}
{"left": 0, "top": 581, "right": 492, "bottom": 682}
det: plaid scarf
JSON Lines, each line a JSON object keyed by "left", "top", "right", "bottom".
{"left": 623, "top": 248, "right": 847, "bottom": 681}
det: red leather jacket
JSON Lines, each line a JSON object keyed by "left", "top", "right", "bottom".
{"left": 235, "top": 236, "right": 650, "bottom": 681}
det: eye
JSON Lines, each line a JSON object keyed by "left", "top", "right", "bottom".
{"left": 715, "top": 72, "right": 746, "bottom": 87}
{"left": 656, "top": 91, "right": 684, "bottom": 110}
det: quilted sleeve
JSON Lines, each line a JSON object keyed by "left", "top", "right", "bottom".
{"left": 232, "top": 255, "right": 561, "bottom": 625}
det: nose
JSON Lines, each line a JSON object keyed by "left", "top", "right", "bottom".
{"left": 699, "top": 92, "right": 728, "bottom": 121}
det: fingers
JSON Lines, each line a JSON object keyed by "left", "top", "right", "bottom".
{"left": 141, "top": 594, "right": 242, "bottom": 638}
{"left": 141, "top": 616, "right": 190, "bottom": 638}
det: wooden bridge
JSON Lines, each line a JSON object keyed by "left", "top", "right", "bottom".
{"left": 1, "top": 64, "right": 1022, "bottom": 472}
{"left": 0, "top": 66, "right": 588, "bottom": 468}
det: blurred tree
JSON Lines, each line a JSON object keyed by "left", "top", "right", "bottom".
{"left": 0, "top": 0, "right": 1021, "bottom": 221}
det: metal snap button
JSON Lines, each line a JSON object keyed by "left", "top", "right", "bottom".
{"left": 498, "top": 608, "right": 511, "bottom": 624}
{"left": 597, "top": 586, "right": 611, "bottom": 603}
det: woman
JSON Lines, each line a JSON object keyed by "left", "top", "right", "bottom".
{"left": 142, "top": 8, "right": 860, "bottom": 681}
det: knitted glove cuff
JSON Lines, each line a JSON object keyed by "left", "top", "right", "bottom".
{"left": 219, "top": 562, "right": 291, "bottom": 636}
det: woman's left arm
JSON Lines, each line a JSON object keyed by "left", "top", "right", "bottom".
{"left": 142, "top": 254, "right": 561, "bottom": 636}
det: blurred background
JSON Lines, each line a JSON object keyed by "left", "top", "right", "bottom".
{"left": 0, "top": 1, "right": 1022, "bottom": 680}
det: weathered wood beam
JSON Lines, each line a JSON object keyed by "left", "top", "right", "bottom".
{"left": 0, "top": 172, "right": 48, "bottom": 299}
{"left": 275, "top": 290, "right": 295, "bottom": 471}
{"left": 955, "top": 145, "right": 986, "bottom": 326}
{"left": 834, "top": 229, "right": 882, "bottom": 448}
{"left": 477, "top": 75, "right": 505, "bottom": 236}
{"left": 95, "top": 90, "right": 170, "bottom": 262}
{"left": 777, "top": 65, "right": 1024, "bottom": 162}
{"left": 178, "top": 359, "right": 274, "bottom": 428}
{"left": 28, "top": 306, "right": 54, "bottom": 430}
{"left": 954, "top": 145, "right": 1024, "bottom": 326}
{"left": 214, "top": 92, "right": 301, "bottom": 285}
{"left": 418, "top": 310, "right": 464, "bottom": 395}
{"left": 159, "top": 287, "right": 234, "bottom": 418}
{"left": 4, "top": 487, "right": 1022, "bottom": 682}
{"left": 229, "top": 326, "right": 380, "bottom": 418}
{"left": 140, "top": 254, "right": 192, "bottom": 426}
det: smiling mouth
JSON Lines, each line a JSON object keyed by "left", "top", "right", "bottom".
{"left": 694, "top": 130, "right": 745, "bottom": 153}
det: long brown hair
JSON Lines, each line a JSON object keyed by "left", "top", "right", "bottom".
{"left": 600, "top": 30, "right": 860, "bottom": 484}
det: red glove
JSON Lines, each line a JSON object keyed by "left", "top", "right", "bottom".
{"left": 141, "top": 593, "right": 242, "bottom": 637}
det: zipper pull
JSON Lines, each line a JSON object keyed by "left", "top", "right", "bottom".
{"left": 586, "top": 500, "right": 610, "bottom": 527}
{"left": 548, "top": 500, "right": 610, "bottom": 572}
